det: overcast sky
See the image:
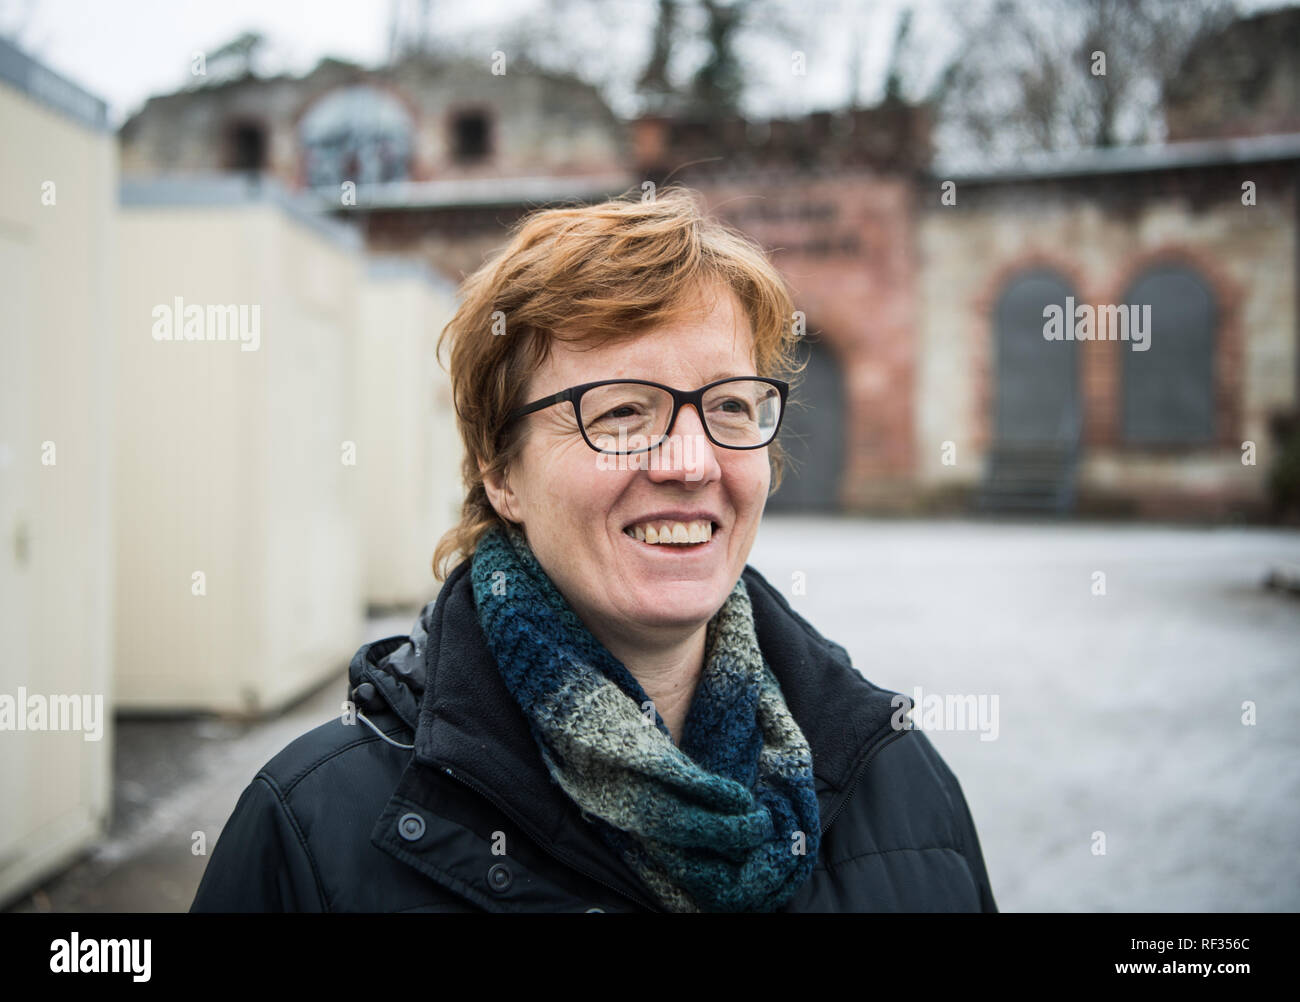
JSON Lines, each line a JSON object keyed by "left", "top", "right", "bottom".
{"left": 2, "top": 0, "right": 1291, "bottom": 127}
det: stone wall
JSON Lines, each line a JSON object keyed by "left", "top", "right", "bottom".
{"left": 694, "top": 173, "right": 921, "bottom": 509}
{"left": 916, "top": 164, "right": 1297, "bottom": 517}
{"left": 119, "top": 54, "right": 629, "bottom": 187}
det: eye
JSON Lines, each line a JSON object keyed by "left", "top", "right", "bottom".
{"left": 711, "top": 397, "right": 754, "bottom": 417}
{"left": 595, "top": 403, "right": 647, "bottom": 422}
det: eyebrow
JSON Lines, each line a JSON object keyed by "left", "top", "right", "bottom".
{"left": 702, "top": 371, "right": 755, "bottom": 383}
{"left": 575, "top": 372, "right": 756, "bottom": 387}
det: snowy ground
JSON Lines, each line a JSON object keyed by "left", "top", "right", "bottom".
{"left": 7, "top": 517, "right": 1298, "bottom": 912}
{"left": 749, "top": 516, "right": 1300, "bottom": 911}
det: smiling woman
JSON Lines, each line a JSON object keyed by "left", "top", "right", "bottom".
{"left": 190, "top": 185, "right": 998, "bottom": 913}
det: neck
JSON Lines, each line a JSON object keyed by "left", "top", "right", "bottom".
{"left": 596, "top": 622, "right": 708, "bottom": 746}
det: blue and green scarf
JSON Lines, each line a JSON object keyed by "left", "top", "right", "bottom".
{"left": 469, "top": 522, "right": 821, "bottom": 912}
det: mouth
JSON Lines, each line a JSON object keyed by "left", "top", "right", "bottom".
{"left": 621, "top": 518, "right": 720, "bottom": 549}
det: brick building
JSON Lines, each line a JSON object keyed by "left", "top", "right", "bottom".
{"left": 920, "top": 135, "right": 1298, "bottom": 519}
{"left": 117, "top": 38, "right": 1300, "bottom": 519}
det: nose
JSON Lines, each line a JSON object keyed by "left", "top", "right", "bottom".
{"left": 640, "top": 403, "right": 722, "bottom": 485}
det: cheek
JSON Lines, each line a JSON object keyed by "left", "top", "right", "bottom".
{"left": 542, "top": 442, "right": 622, "bottom": 522}
{"left": 726, "top": 452, "right": 771, "bottom": 507}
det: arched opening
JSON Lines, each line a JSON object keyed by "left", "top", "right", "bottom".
{"left": 767, "top": 335, "right": 845, "bottom": 512}
{"left": 1121, "top": 264, "right": 1216, "bottom": 445}
{"left": 993, "top": 269, "right": 1080, "bottom": 443}
{"left": 977, "top": 268, "right": 1081, "bottom": 513}
{"left": 299, "top": 85, "right": 413, "bottom": 189}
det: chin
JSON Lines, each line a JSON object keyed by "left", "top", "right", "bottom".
{"left": 623, "top": 580, "right": 732, "bottom": 628}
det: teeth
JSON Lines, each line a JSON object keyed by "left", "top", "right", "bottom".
{"left": 623, "top": 519, "right": 714, "bottom": 545}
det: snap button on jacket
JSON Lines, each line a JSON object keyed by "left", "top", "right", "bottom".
{"left": 190, "top": 560, "right": 998, "bottom": 913}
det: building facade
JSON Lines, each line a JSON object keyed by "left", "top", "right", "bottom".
{"left": 117, "top": 42, "right": 1300, "bottom": 520}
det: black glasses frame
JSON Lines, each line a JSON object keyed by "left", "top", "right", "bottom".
{"left": 505, "top": 376, "right": 790, "bottom": 456}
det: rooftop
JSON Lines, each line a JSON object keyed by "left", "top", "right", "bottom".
{"left": 933, "top": 132, "right": 1300, "bottom": 183}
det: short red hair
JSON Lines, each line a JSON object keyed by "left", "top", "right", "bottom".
{"left": 432, "top": 184, "right": 803, "bottom": 580}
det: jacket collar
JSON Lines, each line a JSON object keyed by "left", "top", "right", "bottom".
{"left": 366, "top": 556, "right": 906, "bottom": 909}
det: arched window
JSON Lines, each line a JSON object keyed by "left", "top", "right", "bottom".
{"left": 299, "top": 86, "right": 413, "bottom": 189}
{"left": 1121, "top": 264, "right": 1216, "bottom": 444}
{"left": 993, "top": 269, "right": 1080, "bottom": 444}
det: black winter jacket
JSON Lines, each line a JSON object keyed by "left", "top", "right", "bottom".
{"left": 190, "top": 559, "right": 998, "bottom": 912}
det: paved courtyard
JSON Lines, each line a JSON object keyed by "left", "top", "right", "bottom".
{"left": 750, "top": 517, "right": 1300, "bottom": 911}
{"left": 8, "top": 517, "right": 1299, "bottom": 912}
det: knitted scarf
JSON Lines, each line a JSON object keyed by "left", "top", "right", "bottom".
{"left": 469, "top": 522, "right": 821, "bottom": 912}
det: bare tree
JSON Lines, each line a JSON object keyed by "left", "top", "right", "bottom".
{"left": 638, "top": 0, "right": 681, "bottom": 107}
{"left": 927, "top": 0, "right": 1236, "bottom": 161}
{"left": 690, "top": 0, "right": 748, "bottom": 112}
{"left": 881, "top": 7, "right": 913, "bottom": 105}
{"left": 419, "top": 0, "right": 811, "bottom": 120}
{"left": 195, "top": 30, "right": 268, "bottom": 86}
{"left": 634, "top": 0, "right": 817, "bottom": 117}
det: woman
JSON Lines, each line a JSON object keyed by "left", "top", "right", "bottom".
{"left": 190, "top": 186, "right": 997, "bottom": 913}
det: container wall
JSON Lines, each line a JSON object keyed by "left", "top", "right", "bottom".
{"left": 114, "top": 192, "right": 364, "bottom": 715}
{"left": 358, "top": 262, "right": 460, "bottom": 608}
{"left": 0, "top": 44, "right": 116, "bottom": 906}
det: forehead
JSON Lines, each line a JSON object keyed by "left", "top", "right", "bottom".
{"left": 536, "top": 283, "right": 756, "bottom": 390}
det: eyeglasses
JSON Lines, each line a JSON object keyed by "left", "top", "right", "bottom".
{"left": 505, "top": 377, "right": 789, "bottom": 455}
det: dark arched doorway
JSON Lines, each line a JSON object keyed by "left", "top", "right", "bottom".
{"left": 1121, "top": 264, "right": 1216, "bottom": 445}
{"left": 994, "top": 269, "right": 1080, "bottom": 443}
{"left": 767, "top": 336, "right": 845, "bottom": 512}
{"left": 978, "top": 269, "right": 1081, "bottom": 512}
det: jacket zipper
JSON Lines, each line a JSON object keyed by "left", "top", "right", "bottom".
{"left": 818, "top": 727, "right": 910, "bottom": 836}
{"left": 435, "top": 761, "right": 665, "bottom": 913}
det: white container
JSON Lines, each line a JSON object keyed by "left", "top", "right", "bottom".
{"left": 0, "top": 39, "right": 116, "bottom": 906}
{"left": 113, "top": 175, "right": 365, "bottom": 715}
{"left": 358, "top": 258, "right": 461, "bottom": 609}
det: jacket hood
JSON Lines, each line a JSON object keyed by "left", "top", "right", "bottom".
{"left": 347, "top": 604, "right": 431, "bottom": 737}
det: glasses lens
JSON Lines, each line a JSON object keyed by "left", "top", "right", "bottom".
{"left": 581, "top": 383, "right": 673, "bottom": 453}
{"left": 580, "top": 380, "right": 782, "bottom": 453}
{"left": 702, "top": 379, "right": 782, "bottom": 447}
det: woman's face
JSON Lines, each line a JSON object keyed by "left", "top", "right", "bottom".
{"left": 485, "top": 282, "right": 771, "bottom": 645}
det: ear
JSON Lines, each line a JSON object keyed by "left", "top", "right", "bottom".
{"left": 480, "top": 459, "right": 522, "bottom": 525}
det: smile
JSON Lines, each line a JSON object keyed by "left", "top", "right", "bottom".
{"left": 622, "top": 519, "right": 716, "bottom": 545}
